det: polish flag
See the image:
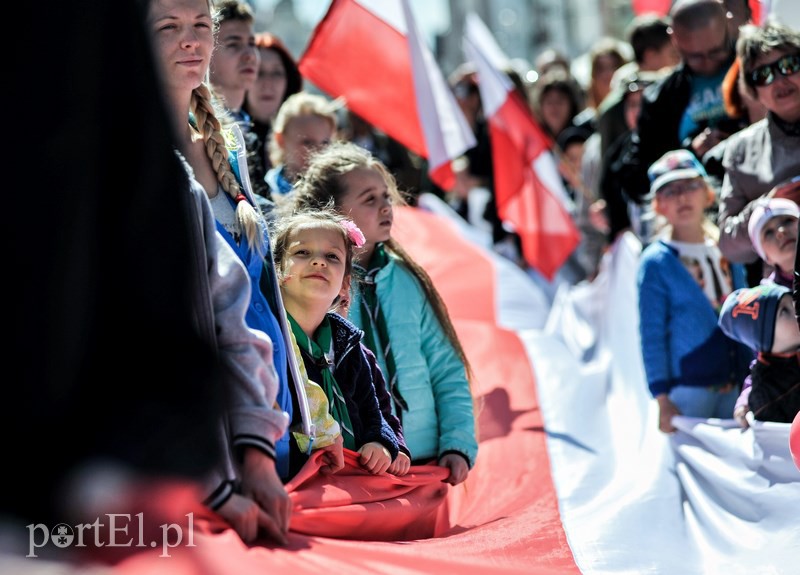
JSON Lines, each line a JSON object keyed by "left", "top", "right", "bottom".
{"left": 463, "top": 14, "right": 580, "bottom": 281}
{"left": 112, "top": 202, "right": 800, "bottom": 575}
{"left": 299, "top": 0, "right": 476, "bottom": 191}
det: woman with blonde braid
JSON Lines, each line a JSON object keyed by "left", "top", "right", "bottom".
{"left": 144, "top": 0, "right": 343, "bottom": 536}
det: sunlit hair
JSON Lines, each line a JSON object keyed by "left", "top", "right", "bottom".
{"left": 191, "top": 83, "right": 266, "bottom": 255}
{"left": 214, "top": 0, "right": 254, "bottom": 25}
{"left": 268, "top": 92, "right": 340, "bottom": 167}
{"left": 271, "top": 206, "right": 360, "bottom": 296}
{"left": 670, "top": 0, "right": 727, "bottom": 32}
{"left": 626, "top": 13, "right": 672, "bottom": 65}
{"left": 291, "top": 141, "right": 475, "bottom": 385}
{"left": 722, "top": 58, "right": 746, "bottom": 118}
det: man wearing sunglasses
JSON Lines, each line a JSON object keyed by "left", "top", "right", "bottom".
{"left": 717, "top": 21, "right": 800, "bottom": 267}
{"left": 616, "top": 0, "right": 741, "bottom": 217}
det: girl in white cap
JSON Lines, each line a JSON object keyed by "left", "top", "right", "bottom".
{"left": 747, "top": 193, "right": 800, "bottom": 289}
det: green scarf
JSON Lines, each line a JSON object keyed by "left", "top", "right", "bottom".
{"left": 288, "top": 314, "right": 356, "bottom": 450}
{"left": 355, "top": 244, "right": 408, "bottom": 417}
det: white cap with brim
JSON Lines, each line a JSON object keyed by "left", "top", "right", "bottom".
{"left": 747, "top": 197, "right": 800, "bottom": 261}
{"left": 647, "top": 149, "right": 708, "bottom": 197}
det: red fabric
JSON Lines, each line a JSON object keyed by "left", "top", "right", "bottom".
{"left": 286, "top": 449, "right": 450, "bottom": 540}
{"left": 299, "top": 0, "right": 470, "bottom": 190}
{"left": 791, "top": 411, "right": 800, "bottom": 471}
{"left": 487, "top": 91, "right": 581, "bottom": 280}
{"left": 392, "top": 206, "right": 497, "bottom": 323}
{"left": 749, "top": 0, "right": 762, "bottom": 24}
{"left": 299, "top": 0, "right": 423, "bottom": 158}
{"left": 631, "top": 0, "right": 671, "bottom": 15}
{"left": 113, "top": 206, "right": 579, "bottom": 573}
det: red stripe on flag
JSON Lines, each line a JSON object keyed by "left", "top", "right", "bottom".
{"left": 299, "top": 0, "right": 425, "bottom": 158}
{"left": 489, "top": 92, "right": 581, "bottom": 280}
{"left": 112, "top": 206, "right": 580, "bottom": 573}
{"left": 393, "top": 206, "right": 496, "bottom": 323}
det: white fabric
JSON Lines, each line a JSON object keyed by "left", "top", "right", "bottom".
{"left": 533, "top": 231, "right": 800, "bottom": 575}
{"left": 408, "top": 200, "right": 800, "bottom": 573}
{"left": 462, "top": 13, "right": 512, "bottom": 117}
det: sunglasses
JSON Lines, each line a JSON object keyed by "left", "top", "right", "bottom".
{"left": 747, "top": 54, "right": 800, "bottom": 88}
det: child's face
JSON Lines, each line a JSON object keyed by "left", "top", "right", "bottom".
{"left": 280, "top": 115, "right": 334, "bottom": 175}
{"left": 337, "top": 167, "right": 393, "bottom": 248}
{"left": 760, "top": 215, "right": 798, "bottom": 272}
{"left": 772, "top": 294, "right": 800, "bottom": 354}
{"left": 653, "top": 177, "right": 712, "bottom": 228}
{"left": 563, "top": 142, "right": 584, "bottom": 171}
{"left": 279, "top": 224, "right": 348, "bottom": 313}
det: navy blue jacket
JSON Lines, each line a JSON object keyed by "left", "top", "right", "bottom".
{"left": 300, "top": 313, "right": 399, "bottom": 460}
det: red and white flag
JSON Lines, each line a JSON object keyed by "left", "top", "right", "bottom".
{"left": 463, "top": 13, "right": 580, "bottom": 281}
{"left": 299, "top": 0, "right": 476, "bottom": 190}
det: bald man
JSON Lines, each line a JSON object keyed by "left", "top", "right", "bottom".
{"left": 618, "top": 0, "right": 741, "bottom": 202}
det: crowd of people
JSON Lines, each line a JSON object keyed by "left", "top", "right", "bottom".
{"left": 9, "top": 0, "right": 799, "bottom": 565}
{"left": 441, "top": 0, "right": 800, "bottom": 438}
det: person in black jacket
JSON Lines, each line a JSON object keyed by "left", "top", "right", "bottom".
{"left": 620, "top": 0, "right": 740, "bottom": 198}
{"left": 273, "top": 209, "right": 400, "bottom": 475}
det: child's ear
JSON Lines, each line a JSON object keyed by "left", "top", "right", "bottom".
{"left": 340, "top": 275, "right": 352, "bottom": 298}
{"left": 652, "top": 197, "right": 664, "bottom": 215}
{"left": 277, "top": 265, "right": 290, "bottom": 285}
{"left": 705, "top": 188, "right": 715, "bottom": 208}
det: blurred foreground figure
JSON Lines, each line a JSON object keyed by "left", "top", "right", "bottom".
{"left": 5, "top": 0, "right": 225, "bottom": 554}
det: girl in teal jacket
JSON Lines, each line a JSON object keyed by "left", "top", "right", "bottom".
{"left": 291, "top": 141, "right": 478, "bottom": 486}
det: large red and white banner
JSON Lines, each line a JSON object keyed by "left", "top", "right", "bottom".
{"left": 299, "top": 0, "right": 476, "bottom": 191}
{"left": 106, "top": 198, "right": 800, "bottom": 575}
{"left": 103, "top": 199, "right": 800, "bottom": 575}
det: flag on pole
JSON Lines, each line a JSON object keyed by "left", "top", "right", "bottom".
{"left": 299, "top": 0, "right": 476, "bottom": 191}
{"left": 463, "top": 13, "right": 580, "bottom": 280}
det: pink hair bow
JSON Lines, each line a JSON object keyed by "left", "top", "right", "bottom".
{"left": 342, "top": 219, "right": 366, "bottom": 248}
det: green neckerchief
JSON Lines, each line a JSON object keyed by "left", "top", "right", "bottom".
{"left": 287, "top": 314, "right": 355, "bottom": 450}
{"left": 355, "top": 244, "right": 408, "bottom": 416}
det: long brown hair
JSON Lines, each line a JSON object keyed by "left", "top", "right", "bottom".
{"left": 291, "top": 141, "right": 475, "bottom": 385}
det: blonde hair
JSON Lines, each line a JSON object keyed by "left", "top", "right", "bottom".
{"left": 268, "top": 92, "right": 339, "bottom": 167}
{"left": 191, "top": 83, "right": 266, "bottom": 255}
{"left": 291, "top": 141, "right": 475, "bottom": 385}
